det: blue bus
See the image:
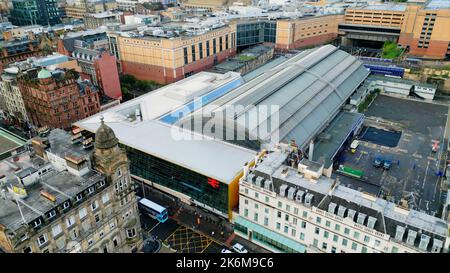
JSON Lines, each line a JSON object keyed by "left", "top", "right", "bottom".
{"left": 138, "top": 198, "right": 168, "bottom": 223}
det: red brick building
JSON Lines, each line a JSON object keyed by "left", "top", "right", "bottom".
{"left": 18, "top": 68, "right": 101, "bottom": 130}
{"left": 0, "top": 37, "right": 43, "bottom": 74}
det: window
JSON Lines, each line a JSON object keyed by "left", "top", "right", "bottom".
{"left": 344, "top": 228, "right": 350, "bottom": 235}
{"left": 285, "top": 214, "right": 289, "bottom": 221}
{"left": 264, "top": 208, "right": 269, "bottom": 214}
{"left": 213, "top": 38, "right": 217, "bottom": 54}
{"left": 254, "top": 213, "right": 258, "bottom": 222}
{"left": 294, "top": 207, "right": 299, "bottom": 215}
{"left": 325, "top": 221, "right": 331, "bottom": 227}
{"left": 316, "top": 217, "right": 321, "bottom": 224}
{"left": 364, "top": 235, "right": 370, "bottom": 243}
{"left": 335, "top": 224, "right": 341, "bottom": 232}
{"left": 300, "top": 233, "right": 305, "bottom": 241}
{"left": 113, "top": 238, "right": 118, "bottom": 247}
{"left": 91, "top": 200, "right": 99, "bottom": 211}
{"left": 51, "top": 224, "right": 62, "bottom": 237}
{"left": 244, "top": 209, "right": 248, "bottom": 217}
{"left": 244, "top": 188, "right": 248, "bottom": 194}
{"left": 127, "top": 228, "right": 136, "bottom": 238}
{"left": 254, "top": 192, "right": 259, "bottom": 198}
{"left": 88, "top": 238, "right": 94, "bottom": 246}
{"left": 351, "top": 242, "right": 358, "bottom": 250}
{"left": 37, "top": 234, "right": 47, "bottom": 246}
{"left": 264, "top": 217, "right": 269, "bottom": 226}
{"left": 265, "top": 196, "right": 269, "bottom": 203}
{"left": 331, "top": 246, "right": 336, "bottom": 253}
{"left": 324, "top": 231, "right": 329, "bottom": 239}
{"left": 284, "top": 226, "right": 288, "bottom": 233}
{"left": 99, "top": 180, "right": 106, "bottom": 188}
{"left": 110, "top": 221, "right": 115, "bottom": 229}
{"left": 322, "top": 242, "right": 327, "bottom": 250}
{"left": 291, "top": 229, "right": 296, "bottom": 237}
{"left": 313, "top": 239, "right": 318, "bottom": 247}
{"left": 286, "top": 204, "right": 290, "bottom": 212}
{"left": 183, "top": 47, "right": 188, "bottom": 64}
{"left": 48, "top": 210, "right": 56, "bottom": 219}
{"left": 87, "top": 186, "right": 95, "bottom": 195}
{"left": 102, "top": 193, "right": 110, "bottom": 204}
{"left": 301, "top": 221, "right": 306, "bottom": 229}
{"left": 225, "top": 34, "right": 229, "bottom": 50}
{"left": 99, "top": 230, "right": 104, "bottom": 238}
{"left": 391, "top": 246, "right": 398, "bottom": 253}
{"left": 244, "top": 199, "right": 248, "bottom": 205}
{"left": 276, "top": 222, "right": 281, "bottom": 230}
{"left": 277, "top": 211, "right": 282, "bottom": 218}
{"left": 75, "top": 193, "right": 83, "bottom": 202}
{"left": 66, "top": 215, "right": 75, "bottom": 227}
{"left": 79, "top": 208, "right": 87, "bottom": 220}
{"left": 354, "top": 231, "right": 360, "bottom": 240}
{"left": 62, "top": 201, "right": 70, "bottom": 210}
{"left": 199, "top": 42, "right": 203, "bottom": 59}
{"left": 333, "top": 234, "right": 339, "bottom": 242}
{"left": 362, "top": 246, "right": 368, "bottom": 253}
{"left": 302, "top": 211, "right": 308, "bottom": 218}
{"left": 206, "top": 40, "right": 210, "bottom": 57}
{"left": 315, "top": 227, "right": 320, "bottom": 235}
{"left": 23, "top": 246, "right": 32, "bottom": 253}
{"left": 342, "top": 239, "right": 348, "bottom": 246}
{"left": 293, "top": 218, "right": 298, "bottom": 225}
{"left": 278, "top": 201, "right": 282, "bottom": 208}
{"left": 375, "top": 240, "right": 381, "bottom": 247}
{"left": 95, "top": 214, "right": 101, "bottom": 223}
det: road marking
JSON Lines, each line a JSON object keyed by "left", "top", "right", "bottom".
{"left": 422, "top": 160, "right": 430, "bottom": 190}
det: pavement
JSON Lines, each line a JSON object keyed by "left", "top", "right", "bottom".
{"left": 336, "top": 95, "right": 448, "bottom": 216}
{"left": 136, "top": 184, "right": 270, "bottom": 253}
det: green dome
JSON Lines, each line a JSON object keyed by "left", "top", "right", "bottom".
{"left": 37, "top": 69, "right": 52, "bottom": 79}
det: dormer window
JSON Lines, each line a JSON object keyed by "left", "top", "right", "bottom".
{"left": 75, "top": 193, "right": 83, "bottom": 202}
{"left": 62, "top": 201, "right": 70, "bottom": 210}
{"left": 87, "top": 187, "right": 95, "bottom": 195}
{"left": 116, "top": 168, "right": 122, "bottom": 178}
{"left": 32, "top": 218, "right": 42, "bottom": 228}
{"left": 99, "top": 180, "right": 106, "bottom": 188}
{"left": 47, "top": 210, "right": 56, "bottom": 219}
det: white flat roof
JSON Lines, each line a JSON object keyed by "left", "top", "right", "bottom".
{"left": 75, "top": 71, "right": 253, "bottom": 183}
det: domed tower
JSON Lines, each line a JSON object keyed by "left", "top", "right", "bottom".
{"left": 93, "top": 116, "right": 143, "bottom": 252}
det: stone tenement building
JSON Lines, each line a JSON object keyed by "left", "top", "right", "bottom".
{"left": 0, "top": 121, "right": 143, "bottom": 253}
{"left": 17, "top": 68, "right": 100, "bottom": 130}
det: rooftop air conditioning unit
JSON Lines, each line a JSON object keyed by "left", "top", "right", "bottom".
{"left": 304, "top": 193, "right": 314, "bottom": 206}
{"left": 295, "top": 190, "right": 305, "bottom": 203}
{"left": 356, "top": 213, "right": 366, "bottom": 225}
{"left": 328, "top": 203, "right": 337, "bottom": 214}
{"left": 367, "top": 216, "right": 377, "bottom": 229}
{"left": 279, "top": 184, "right": 288, "bottom": 197}
{"left": 347, "top": 209, "right": 356, "bottom": 221}
{"left": 395, "top": 226, "right": 405, "bottom": 241}
{"left": 287, "top": 187, "right": 297, "bottom": 200}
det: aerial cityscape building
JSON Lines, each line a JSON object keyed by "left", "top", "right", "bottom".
{"left": 0, "top": 0, "right": 450, "bottom": 257}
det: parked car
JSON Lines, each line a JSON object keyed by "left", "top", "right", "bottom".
{"left": 373, "top": 157, "right": 383, "bottom": 168}
{"left": 350, "top": 140, "right": 359, "bottom": 154}
{"left": 232, "top": 243, "right": 248, "bottom": 253}
{"left": 383, "top": 159, "right": 392, "bottom": 170}
{"left": 221, "top": 249, "right": 232, "bottom": 253}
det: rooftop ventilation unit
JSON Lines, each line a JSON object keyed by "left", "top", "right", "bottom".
{"left": 337, "top": 206, "right": 346, "bottom": 218}
{"left": 347, "top": 209, "right": 356, "bottom": 221}
{"left": 356, "top": 213, "right": 366, "bottom": 225}
{"left": 287, "top": 187, "right": 297, "bottom": 200}
{"left": 395, "top": 226, "right": 405, "bottom": 241}
{"left": 367, "top": 216, "right": 377, "bottom": 229}
{"left": 328, "top": 203, "right": 337, "bottom": 214}
{"left": 406, "top": 229, "right": 417, "bottom": 246}
{"left": 264, "top": 180, "right": 273, "bottom": 191}
{"left": 295, "top": 190, "right": 305, "bottom": 203}
{"left": 246, "top": 173, "right": 255, "bottom": 183}
{"left": 432, "top": 239, "right": 443, "bottom": 253}
{"left": 255, "top": 176, "right": 264, "bottom": 188}
{"left": 304, "top": 193, "right": 314, "bottom": 206}
{"left": 418, "top": 234, "right": 430, "bottom": 251}
{"left": 279, "top": 184, "right": 289, "bottom": 197}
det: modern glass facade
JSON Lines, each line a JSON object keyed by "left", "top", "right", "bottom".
{"left": 236, "top": 21, "right": 276, "bottom": 48}
{"left": 123, "top": 145, "right": 230, "bottom": 214}
{"left": 10, "top": 0, "right": 60, "bottom": 26}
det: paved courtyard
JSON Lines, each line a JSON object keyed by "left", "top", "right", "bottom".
{"left": 336, "top": 95, "right": 449, "bottom": 216}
